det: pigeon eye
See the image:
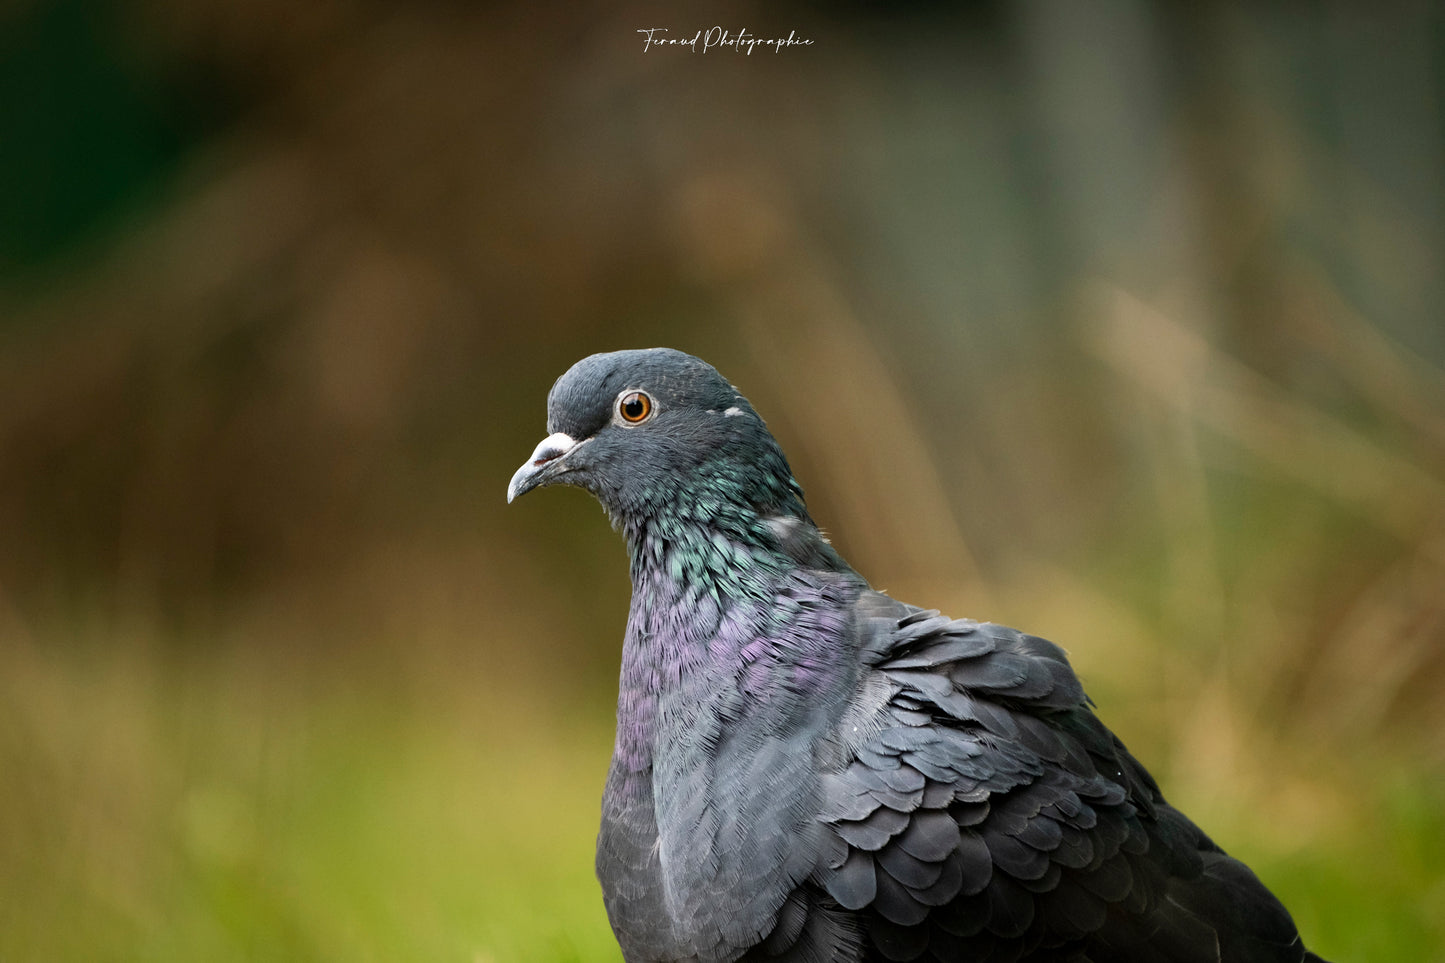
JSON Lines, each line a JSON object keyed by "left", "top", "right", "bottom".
{"left": 617, "top": 390, "right": 653, "bottom": 424}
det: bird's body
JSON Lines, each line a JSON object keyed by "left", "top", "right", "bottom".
{"left": 508, "top": 348, "right": 1325, "bottom": 963}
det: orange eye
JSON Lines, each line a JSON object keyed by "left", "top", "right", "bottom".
{"left": 618, "top": 390, "right": 653, "bottom": 423}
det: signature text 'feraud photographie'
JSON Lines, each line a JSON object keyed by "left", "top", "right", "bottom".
{"left": 636, "top": 27, "right": 814, "bottom": 54}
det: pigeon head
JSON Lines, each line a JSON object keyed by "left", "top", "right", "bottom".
{"left": 507, "top": 348, "right": 807, "bottom": 528}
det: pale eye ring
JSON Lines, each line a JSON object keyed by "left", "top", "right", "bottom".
{"left": 616, "top": 389, "right": 654, "bottom": 424}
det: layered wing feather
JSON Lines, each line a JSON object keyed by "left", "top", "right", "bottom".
{"left": 753, "top": 599, "right": 1318, "bottom": 963}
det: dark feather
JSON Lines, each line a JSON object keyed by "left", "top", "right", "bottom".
{"left": 825, "top": 849, "right": 878, "bottom": 911}
{"left": 877, "top": 841, "right": 945, "bottom": 890}
{"left": 873, "top": 865, "right": 931, "bottom": 926}
{"left": 896, "top": 809, "right": 962, "bottom": 862}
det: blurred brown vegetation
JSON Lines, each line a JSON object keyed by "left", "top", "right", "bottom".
{"left": 2, "top": 1, "right": 1443, "bottom": 959}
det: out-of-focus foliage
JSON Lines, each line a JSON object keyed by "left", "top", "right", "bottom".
{"left": 1, "top": 1, "right": 1442, "bottom": 960}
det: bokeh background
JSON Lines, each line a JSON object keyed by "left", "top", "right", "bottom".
{"left": 3, "top": 1, "right": 1443, "bottom": 960}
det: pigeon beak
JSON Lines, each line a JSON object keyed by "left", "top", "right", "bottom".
{"left": 507, "top": 432, "right": 581, "bottom": 503}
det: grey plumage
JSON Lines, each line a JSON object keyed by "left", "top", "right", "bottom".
{"left": 508, "top": 348, "right": 1327, "bottom": 963}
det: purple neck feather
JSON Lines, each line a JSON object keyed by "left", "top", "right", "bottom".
{"left": 611, "top": 517, "right": 863, "bottom": 778}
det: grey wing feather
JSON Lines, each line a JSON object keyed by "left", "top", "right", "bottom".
{"left": 777, "top": 595, "right": 1325, "bottom": 963}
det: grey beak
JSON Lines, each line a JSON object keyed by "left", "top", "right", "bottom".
{"left": 507, "top": 432, "right": 580, "bottom": 503}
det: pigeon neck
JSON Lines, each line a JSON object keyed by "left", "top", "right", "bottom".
{"left": 610, "top": 511, "right": 861, "bottom": 776}
{"left": 618, "top": 490, "right": 850, "bottom": 584}
{"left": 623, "top": 507, "right": 791, "bottom": 600}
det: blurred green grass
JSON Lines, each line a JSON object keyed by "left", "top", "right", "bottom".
{"left": 0, "top": 633, "right": 622, "bottom": 962}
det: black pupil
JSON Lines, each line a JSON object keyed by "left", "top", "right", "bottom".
{"left": 623, "top": 395, "right": 646, "bottom": 420}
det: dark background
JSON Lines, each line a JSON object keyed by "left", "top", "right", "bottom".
{"left": 2, "top": 1, "right": 1442, "bottom": 959}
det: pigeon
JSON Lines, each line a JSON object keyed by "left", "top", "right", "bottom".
{"left": 507, "top": 348, "right": 1327, "bottom": 963}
